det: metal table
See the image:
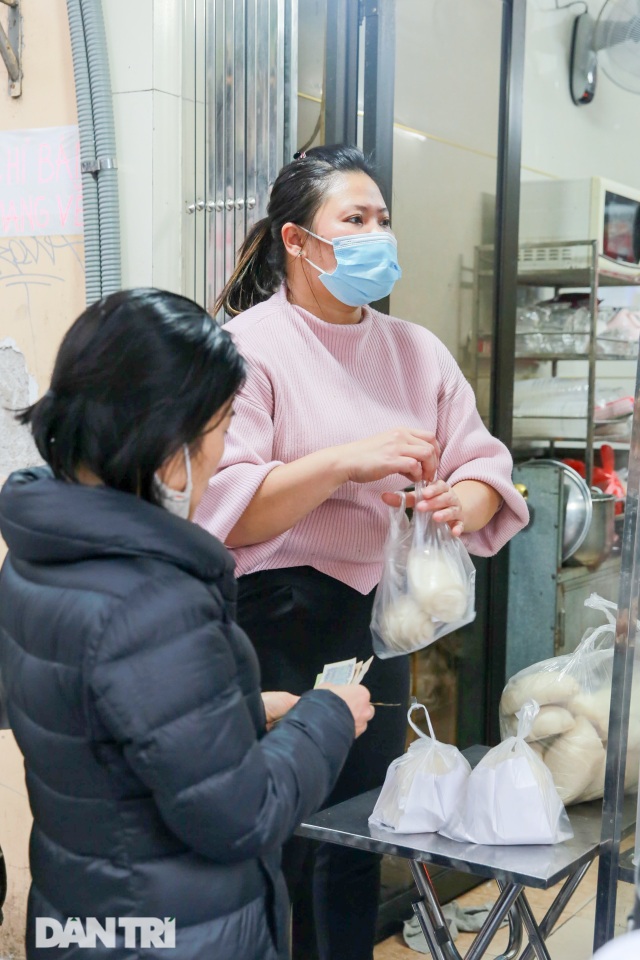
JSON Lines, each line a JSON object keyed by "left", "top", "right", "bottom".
{"left": 297, "top": 787, "right": 637, "bottom": 960}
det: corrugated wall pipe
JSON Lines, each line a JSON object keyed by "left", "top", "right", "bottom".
{"left": 66, "top": 0, "right": 121, "bottom": 303}
{"left": 66, "top": 0, "right": 100, "bottom": 304}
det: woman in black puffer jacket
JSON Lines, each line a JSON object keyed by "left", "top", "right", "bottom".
{"left": 0, "top": 289, "right": 373, "bottom": 960}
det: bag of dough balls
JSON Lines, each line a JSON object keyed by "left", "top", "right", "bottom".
{"left": 369, "top": 700, "right": 471, "bottom": 834}
{"left": 499, "top": 594, "right": 640, "bottom": 805}
{"left": 440, "top": 701, "right": 574, "bottom": 845}
{"left": 369, "top": 491, "right": 421, "bottom": 656}
{"left": 371, "top": 481, "right": 476, "bottom": 659}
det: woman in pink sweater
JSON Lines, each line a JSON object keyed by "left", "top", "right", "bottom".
{"left": 195, "top": 144, "right": 528, "bottom": 960}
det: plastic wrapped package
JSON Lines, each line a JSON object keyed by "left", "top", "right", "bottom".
{"left": 369, "top": 702, "right": 471, "bottom": 834}
{"left": 513, "top": 378, "right": 633, "bottom": 422}
{"left": 599, "top": 309, "right": 640, "bottom": 357}
{"left": 501, "top": 705, "right": 576, "bottom": 742}
{"left": 500, "top": 594, "right": 640, "bottom": 805}
{"left": 371, "top": 482, "right": 476, "bottom": 659}
{"left": 440, "top": 701, "right": 573, "bottom": 845}
{"left": 544, "top": 716, "right": 606, "bottom": 805}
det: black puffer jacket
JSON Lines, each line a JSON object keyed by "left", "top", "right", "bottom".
{"left": 0, "top": 468, "right": 354, "bottom": 960}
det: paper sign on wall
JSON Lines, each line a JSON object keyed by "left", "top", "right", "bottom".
{"left": 0, "top": 125, "right": 84, "bottom": 237}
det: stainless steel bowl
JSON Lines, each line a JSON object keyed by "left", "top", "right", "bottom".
{"left": 521, "top": 459, "right": 592, "bottom": 560}
{"left": 559, "top": 462, "right": 593, "bottom": 560}
{"left": 572, "top": 490, "right": 616, "bottom": 569}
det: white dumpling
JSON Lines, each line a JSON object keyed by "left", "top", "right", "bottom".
{"left": 625, "top": 747, "right": 640, "bottom": 792}
{"left": 543, "top": 716, "right": 605, "bottom": 805}
{"left": 406, "top": 551, "right": 468, "bottom": 623}
{"left": 530, "top": 705, "right": 576, "bottom": 741}
{"left": 501, "top": 671, "right": 581, "bottom": 716}
{"left": 380, "top": 595, "right": 435, "bottom": 653}
{"left": 577, "top": 752, "right": 607, "bottom": 803}
{"left": 501, "top": 706, "right": 574, "bottom": 743}
{"left": 626, "top": 716, "right": 640, "bottom": 752}
{"left": 569, "top": 686, "right": 612, "bottom": 739}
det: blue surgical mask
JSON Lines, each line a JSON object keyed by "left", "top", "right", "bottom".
{"left": 300, "top": 228, "right": 402, "bottom": 307}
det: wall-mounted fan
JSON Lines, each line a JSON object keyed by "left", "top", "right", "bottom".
{"left": 570, "top": 0, "right": 640, "bottom": 104}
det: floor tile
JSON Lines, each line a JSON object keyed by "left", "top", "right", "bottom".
{"left": 544, "top": 915, "right": 596, "bottom": 959}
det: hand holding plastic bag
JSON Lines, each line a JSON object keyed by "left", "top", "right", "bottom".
{"left": 369, "top": 701, "right": 471, "bottom": 834}
{"left": 371, "top": 482, "right": 476, "bottom": 658}
{"left": 440, "top": 701, "right": 574, "bottom": 845}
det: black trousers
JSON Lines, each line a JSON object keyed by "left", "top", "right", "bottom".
{"left": 237, "top": 566, "right": 410, "bottom": 960}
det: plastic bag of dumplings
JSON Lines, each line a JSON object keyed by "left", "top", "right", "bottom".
{"left": 370, "top": 481, "right": 476, "bottom": 659}
{"left": 440, "top": 701, "right": 574, "bottom": 845}
{"left": 369, "top": 700, "right": 471, "bottom": 834}
{"left": 499, "top": 594, "right": 640, "bottom": 805}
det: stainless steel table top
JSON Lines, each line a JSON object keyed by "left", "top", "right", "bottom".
{"left": 297, "top": 788, "right": 637, "bottom": 889}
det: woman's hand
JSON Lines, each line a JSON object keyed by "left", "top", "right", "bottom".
{"left": 337, "top": 428, "right": 440, "bottom": 485}
{"left": 382, "top": 480, "right": 465, "bottom": 537}
{"left": 316, "top": 683, "right": 375, "bottom": 738}
{"left": 262, "top": 691, "right": 300, "bottom": 730}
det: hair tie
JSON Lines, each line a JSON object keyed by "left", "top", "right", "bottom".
{"left": 293, "top": 150, "right": 306, "bottom": 160}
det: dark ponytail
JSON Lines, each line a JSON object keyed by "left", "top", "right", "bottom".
{"left": 215, "top": 144, "right": 381, "bottom": 317}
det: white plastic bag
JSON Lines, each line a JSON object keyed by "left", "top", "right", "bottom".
{"left": 440, "top": 701, "right": 574, "bottom": 845}
{"left": 371, "top": 482, "right": 476, "bottom": 658}
{"left": 369, "top": 701, "right": 471, "bottom": 834}
{"left": 499, "top": 594, "right": 640, "bottom": 805}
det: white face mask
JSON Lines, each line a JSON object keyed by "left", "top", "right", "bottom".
{"left": 154, "top": 444, "right": 193, "bottom": 520}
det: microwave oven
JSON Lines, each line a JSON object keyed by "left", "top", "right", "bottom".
{"left": 518, "top": 177, "right": 640, "bottom": 283}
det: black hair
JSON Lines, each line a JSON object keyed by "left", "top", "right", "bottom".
{"left": 18, "top": 288, "right": 246, "bottom": 505}
{"left": 216, "top": 143, "right": 381, "bottom": 316}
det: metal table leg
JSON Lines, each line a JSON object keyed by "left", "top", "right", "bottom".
{"left": 496, "top": 904, "right": 524, "bottom": 960}
{"left": 410, "top": 861, "right": 524, "bottom": 960}
{"left": 464, "top": 884, "right": 524, "bottom": 960}
{"left": 518, "top": 859, "right": 594, "bottom": 960}
{"left": 411, "top": 898, "right": 452, "bottom": 960}
{"left": 410, "top": 861, "right": 462, "bottom": 960}
{"left": 410, "top": 858, "right": 591, "bottom": 960}
{"left": 507, "top": 887, "right": 553, "bottom": 960}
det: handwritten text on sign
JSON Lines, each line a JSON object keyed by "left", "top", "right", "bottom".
{"left": 0, "top": 126, "right": 84, "bottom": 237}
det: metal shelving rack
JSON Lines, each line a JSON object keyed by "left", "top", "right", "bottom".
{"left": 471, "top": 239, "right": 638, "bottom": 487}
{"left": 472, "top": 237, "right": 640, "bottom": 948}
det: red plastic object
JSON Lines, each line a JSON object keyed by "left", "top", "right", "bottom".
{"left": 562, "top": 445, "right": 626, "bottom": 514}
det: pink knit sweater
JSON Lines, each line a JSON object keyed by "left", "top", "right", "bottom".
{"left": 195, "top": 286, "right": 529, "bottom": 594}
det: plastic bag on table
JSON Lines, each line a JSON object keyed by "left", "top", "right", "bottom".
{"left": 499, "top": 594, "right": 640, "bottom": 804}
{"left": 370, "top": 482, "right": 476, "bottom": 659}
{"left": 369, "top": 701, "right": 471, "bottom": 834}
{"left": 440, "top": 701, "right": 574, "bottom": 845}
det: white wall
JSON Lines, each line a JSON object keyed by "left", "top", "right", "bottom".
{"left": 521, "top": 0, "right": 640, "bottom": 185}
{"left": 102, "top": 0, "right": 185, "bottom": 292}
